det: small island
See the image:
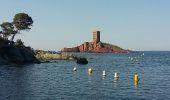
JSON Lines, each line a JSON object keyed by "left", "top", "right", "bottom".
{"left": 63, "top": 31, "right": 131, "bottom": 53}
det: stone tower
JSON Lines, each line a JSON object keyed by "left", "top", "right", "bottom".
{"left": 93, "top": 31, "right": 100, "bottom": 43}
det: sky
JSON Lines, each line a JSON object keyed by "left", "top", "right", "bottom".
{"left": 0, "top": 0, "right": 170, "bottom": 51}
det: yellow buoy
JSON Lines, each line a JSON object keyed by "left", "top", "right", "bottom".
{"left": 88, "top": 68, "right": 92, "bottom": 75}
{"left": 134, "top": 73, "right": 139, "bottom": 82}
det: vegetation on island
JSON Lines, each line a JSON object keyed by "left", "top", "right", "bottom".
{"left": 34, "top": 50, "right": 88, "bottom": 64}
{"left": 35, "top": 50, "right": 77, "bottom": 60}
{"left": 0, "top": 13, "right": 33, "bottom": 41}
{"left": 0, "top": 13, "right": 39, "bottom": 64}
{"left": 0, "top": 13, "right": 88, "bottom": 65}
{"left": 102, "top": 43, "right": 124, "bottom": 51}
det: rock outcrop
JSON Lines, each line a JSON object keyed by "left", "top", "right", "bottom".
{"left": 76, "top": 57, "right": 88, "bottom": 64}
{"left": 0, "top": 41, "right": 39, "bottom": 65}
{"left": 35, "top": 50, "right": 77, "bottom": 60}
{"left": 63, "top": 42, "right": 130, "bottom": 53}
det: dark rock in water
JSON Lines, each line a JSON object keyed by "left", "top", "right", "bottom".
{"left": 76, "top": 58, "right": 88, "bottom": 64}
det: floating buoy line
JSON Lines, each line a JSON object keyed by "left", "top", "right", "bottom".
{"left": 72, "top": 67, "right": 139, "bottom": 87}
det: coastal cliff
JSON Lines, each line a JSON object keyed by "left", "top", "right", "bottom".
{"left": 63, "top": 31, "right": 131, "bottom": 53}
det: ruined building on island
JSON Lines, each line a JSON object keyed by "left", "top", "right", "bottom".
{"left": 62, "top": 31, "right": 130, "bottom": 53}
{"left": 93, "top": 31, "right": 100, "bottom": 44}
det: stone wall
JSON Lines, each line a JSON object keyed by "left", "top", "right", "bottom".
{"left": 63, "top": 47, "right": 79, "bottom": 52}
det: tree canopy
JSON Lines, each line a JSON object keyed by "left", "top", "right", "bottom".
{"left": 13, "top": 13, "right": 33, "bottom": 31}
{"left": 0, "top": 13, "right": 33, "bottom": 41}
{"left": 0, "top": 22, "right": 16, "bottom": 39}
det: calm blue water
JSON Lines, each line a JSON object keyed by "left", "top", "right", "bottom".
{"left": 0, "top": 51, "right": 170, "bottom": 100}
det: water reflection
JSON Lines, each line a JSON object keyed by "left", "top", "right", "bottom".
{"left": 0, "top": 65, "right": 29, "bottom": 99}
{"left": 114, "top": 77, "right": 119, "bottom": 81}
{"left": 134, "top": 81, "right": 139, "bottom": 89}
{"left": 1, "top": 52, "right": 170, "bottom": 99}
{"left": 88, "top": 72, "right": 92, "bottom": 76}
{"left": 113, "top": 76, "right": 120, "bottom": 88}
{"left": 102, "top": 75, "right": 106, "bottom": 80}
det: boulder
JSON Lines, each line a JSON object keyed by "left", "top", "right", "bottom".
{"left": 76, "top": 57, "right": 88, "bottom": 64}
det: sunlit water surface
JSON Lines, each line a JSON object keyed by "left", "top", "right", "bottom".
{"left": 0, "top": 51, "right": 170, "bottom": 100}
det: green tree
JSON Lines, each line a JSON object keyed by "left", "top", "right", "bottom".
{"left": 0, "top": 22, "right": 16, "bottom": 39}
{"left": 12, "top": 13, "right": 33, "bottom": 41}
{"left": 15, "top": 39, "right": 24, "bottom": 47}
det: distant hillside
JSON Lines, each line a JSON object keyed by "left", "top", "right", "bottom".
{"left": 102, "top": 43, "right": 124, "bottom": 51}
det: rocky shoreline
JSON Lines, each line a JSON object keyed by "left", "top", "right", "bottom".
{"left": 35, "top": 50, "right": 77, "bottom": 61}
{"left": 63, "top": 42, "right": 131, "bottom": 53}
{"left": 35, "top": 50, "right": 88, "bottom": 64}
{"left": 0, "top": 45, "right": 39, "bottom": 65}
{"left": 0, "top": 46, "right": 89, "bottom": 65}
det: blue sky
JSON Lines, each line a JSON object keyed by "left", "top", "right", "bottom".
{"left": 0, "top": 0, "right": 170, "bottom": 51}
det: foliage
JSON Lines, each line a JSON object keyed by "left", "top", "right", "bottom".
{"left": 13, "top": 13, "right": 33, "bottom": 31}
{"left": 15, "top": 39, "right": 24, "bottom": 47}
{"left": 0, "top": 22, "right": 16, "bottom": 39}
{"left": 11, "top": 13, "right": 33, "bottom": 41}
{"left": 103, "top": 43, "right": 123, "bottom": 51}
{"left": 0, "top": 13, "right": 33, "bottom": 44}
{"left": 35, "top": 50, "right": 77, "bottom": 60}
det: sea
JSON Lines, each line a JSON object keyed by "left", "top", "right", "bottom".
{"left": 0, "top": 51, "right": 170, "bottom": 100}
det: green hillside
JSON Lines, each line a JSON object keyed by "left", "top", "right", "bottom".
{"left": 103, "top": 43, "right": 124, "bottom": 51}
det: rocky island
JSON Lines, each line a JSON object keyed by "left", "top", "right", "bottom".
{"left": 63, "top": 31, "right": 131, "bottom": 53}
